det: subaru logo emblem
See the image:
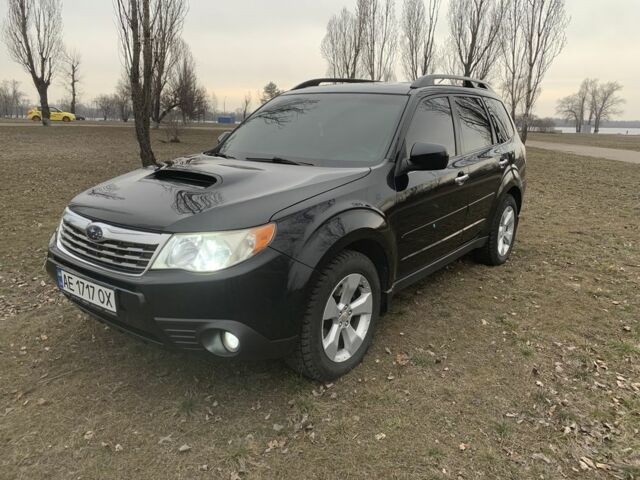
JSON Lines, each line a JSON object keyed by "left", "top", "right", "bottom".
{"left": 86, "top": 224, "right": 104, "bottom": 242}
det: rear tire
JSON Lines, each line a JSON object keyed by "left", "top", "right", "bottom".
{"left": 286, "top": 250, "right": 381, "bottom": 381}
{"left": 474, "top": 194, "right": 518, "bottom": 266}
{"left": 32, "top": 116, "right": 41, "bottom": 122}
{"left": 62, "top": 116, "right": 70, "bottom": 122}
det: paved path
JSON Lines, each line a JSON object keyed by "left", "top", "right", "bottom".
{"left": 528, "top": 141, "right": 640, "bottom": 165}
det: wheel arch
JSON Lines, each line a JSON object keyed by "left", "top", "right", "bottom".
{"left": 275, "top": 207, "right": 397, "bottom": 313}
{"left": 480, "top": 172, "right": 524, "bottom": 239}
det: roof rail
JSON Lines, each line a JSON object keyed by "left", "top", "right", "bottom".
{"left": 291, "top": 78, "right": 378, "bottom": 90}
{"left": 410, "top": 74, "right": 493, "bottom": 91}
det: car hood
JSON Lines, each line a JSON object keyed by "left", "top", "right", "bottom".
{"left": 69, "top": 154, "right": 370, "bottom": 232}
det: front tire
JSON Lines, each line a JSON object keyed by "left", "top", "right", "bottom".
{"left": 62, "top": 116, "right": 70, "bottom": 122}
{"left": 287, "top": 250, "right": 381, "bottom": 381}
{"left": 475, "top": 194, "right": 519, "bottom": 265}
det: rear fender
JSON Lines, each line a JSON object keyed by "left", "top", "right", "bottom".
{"left": 482, "top": 170, "right": 524, "bottom": 236}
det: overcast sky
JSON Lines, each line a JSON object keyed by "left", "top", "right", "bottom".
{"left": 1, "top": 0, "right": 638, "bottom": 119}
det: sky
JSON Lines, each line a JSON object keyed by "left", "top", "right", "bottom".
{"left": 0, "top": 0, "right": 638, "bottom": 119}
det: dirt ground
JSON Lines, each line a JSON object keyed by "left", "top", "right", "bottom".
{"left": 529, "top": 132, "right": 640, "bottom": 152}
{"left": 1, "top": 124, "right": 639, "bottom": 480}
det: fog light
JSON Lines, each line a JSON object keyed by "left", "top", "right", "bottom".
{"left": 221, "top": 331, "right": 240, "bottom": 352}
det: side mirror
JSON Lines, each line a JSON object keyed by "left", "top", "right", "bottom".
{"left": 408, "top": 142, "right": 449, "bottom": 171}
{"left": 217, "top": 131, "right": 231, "bottom": 144}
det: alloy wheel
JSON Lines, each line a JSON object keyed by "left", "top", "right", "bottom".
{"left": 497, "top": 205, "right": 515, "bottom": 257}
{"left": 321, "top": 273, "right": 373, "bottom": 363}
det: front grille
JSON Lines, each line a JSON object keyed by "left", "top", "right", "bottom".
{"left": 57, "top": 209, "right": 169, "bottom": 275}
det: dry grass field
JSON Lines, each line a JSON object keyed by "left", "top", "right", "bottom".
{"left": 1, "top": 124, "right": 639, "bottom": 479}
{"left": 529, "top": 132, "right": 640, "bottom": 152}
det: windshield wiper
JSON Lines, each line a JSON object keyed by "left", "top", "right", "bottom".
{"left": 212, "top": 152, "right": 235, "bottom": 159}
{"left": 245, "top": 156, "right": 313, "bottom": 166}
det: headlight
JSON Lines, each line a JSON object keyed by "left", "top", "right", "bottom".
{"left": 150, "top": 223, "right": 276, "bottom": 273}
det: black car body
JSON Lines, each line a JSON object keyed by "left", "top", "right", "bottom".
{"left": 46, "top": 75, "right": 526, "bottom": 380}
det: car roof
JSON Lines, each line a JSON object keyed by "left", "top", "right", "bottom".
{"left": 282, "top": 79, "right": 502, "bottom": 100}
{"left": 282, "top": 82, "right": 413, "bottom": 95}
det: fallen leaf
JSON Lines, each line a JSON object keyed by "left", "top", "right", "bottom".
{"left": 532, "top": 453, "right": 551, "bottom": 464}
{"left": 458, "top": 443, "right": 468, "bottom": 451}
{"left": 395, "top": 353, "right": 409, "bottom": 366}
{"left": 580, "top": 456, "right": 595, "bottom": 470}
{"left": 178, "top": 444, "right": 191, "bottom": 453}
{"left": 83, "top": 430, "right": 95, "bottom": 441}
{"left": 273, "top": 423, "right": 284, "bottom": 432}
{"left": 115, "top": 444, "right": 123, "bottom": 452}
{"left": 375, "top": 433, "right": 386, "bottom": 441}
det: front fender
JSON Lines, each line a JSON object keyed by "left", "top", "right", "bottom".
{"left": 270, "top": 202, "right": 397, "bottom": 288}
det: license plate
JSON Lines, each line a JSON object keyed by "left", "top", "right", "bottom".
{"left": 56, "top": 268, "right": 117, "bottom": 313}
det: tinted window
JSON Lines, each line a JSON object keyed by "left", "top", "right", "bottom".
{"left": 405, "top": 96, "right": 456, "bottom": 156}
{"left": 454, "top": 97, "right": 493, "bottom": 153}
{"left": 485, "top": 98, "right": 515, "bottom": 143}
{"left": 217, "top": 93, "right": 407, "bottom": 167}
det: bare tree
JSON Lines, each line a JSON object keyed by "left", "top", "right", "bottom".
{"left": 447, "top": 0, "right": 505, "bottom": 80}
{"left": 2, "top": 0, "right": 63, "bottom": 125}
{"left": 519, "top": 0, "right": 569, "bottom": 143}
{"left": 150, "top": 0, "right": 187, "bottom": 128}
{"left": 95, "top": 94, "right": 116, "bottom": 121}
{"left": 261, "top": 82, "right": 282, "bottom": 104}
{"left": 555, "top": 94, "right": 581, "bottom": 132}
{"left": 360, "top": 0, "right": 398, "bottom": 81}
{"left": 115, "top": 0, "right": 157, "bottom": 166}
{"left": 400, "top": 0, "right": 440, "bottom": 80}
{"left": 62, "top": 48, "right": 81, "bottom": 114}
{"left": 241, "top": 92, "right": 252, "bottom": 120}
{"left": 0, "top": 80, "right": 26, "bottom": 118}
{"left": 499, "top": 0, "right": 525, "bottom": 119}
{"left": 159, "top": 40, "right": 206, "bottom": 123}
{"left": 591, "top": 81, "right": 624, "bottom": 134}
{"left": 115, "top": 77, "right": 132, "bottom": 121}
{"left": 321, "top": 7, "right": 365, "bottom": 78}
{"left": 574, "top": 78, "right": 596, "bottom": 132}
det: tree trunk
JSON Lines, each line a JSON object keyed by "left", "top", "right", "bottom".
{"left": 70, "top": 79, "right": 77, "bottom": 114}
{"left": 36, "top": 83, "right": 51, "bottom": 126}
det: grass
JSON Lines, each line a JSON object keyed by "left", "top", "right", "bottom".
{"left": 1, "top": 124, "right": 639, "bottom": 479}
{"left": 529, "top": 131, "right": 640, "bottom": 151}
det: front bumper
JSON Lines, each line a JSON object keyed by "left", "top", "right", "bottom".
{"left": 46, "top": 237, "right": 314, "bottom": 359}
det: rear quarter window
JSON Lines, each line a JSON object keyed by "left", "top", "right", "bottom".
{"left": 485, "top": 98, "right": 515, "bottom": 143}
{"left": 453, "top": 96, "right": 493, "bottom": 154}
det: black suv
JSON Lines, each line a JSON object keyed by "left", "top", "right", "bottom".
{"left": 46, "top": 75, "right": 526, "bottom": 380}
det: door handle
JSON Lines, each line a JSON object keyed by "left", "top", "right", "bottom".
{"left": 455, "top": 173, "right": 469, "bottom": 185}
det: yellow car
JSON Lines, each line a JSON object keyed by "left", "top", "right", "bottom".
{"left": 28, "top": 107, "right": 76, "bottom": 122}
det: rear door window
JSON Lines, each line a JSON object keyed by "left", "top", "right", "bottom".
{"left": 404, "top": 96, "right": 456, "bottom": 157}
{"left": 453, "top": 96, "right": 493, "bottom": 154}
{"left": 485, "top": 98, "right": 515, "bottom": 143}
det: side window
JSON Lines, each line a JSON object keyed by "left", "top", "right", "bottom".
{"left": 453, "top": 96, "right": 493, "bottom": 154}
{"left": 405, "top": 96, "right": 456, "bottom": 157}
{"left": 485, "top": 98, "right": 515, "bottom": 143}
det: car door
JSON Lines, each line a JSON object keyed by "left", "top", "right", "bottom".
{"left": 390, "top": 95, "right": 469, "bottom": 280}
{"left": 451, "top": 96, "right": 505, "bottom": 242}
{"left": 50, "top": 108, "right": 62, "bottom": 121}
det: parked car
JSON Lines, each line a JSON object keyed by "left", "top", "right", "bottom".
{"left": 28, "top": 106, "right": 76, "bottom": 122}
{"left": 46, "top": 75, "right": 526, "bottom": 380}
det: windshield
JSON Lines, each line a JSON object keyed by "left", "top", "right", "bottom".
{"left": 214, "top": 93, "right": 407, "bottom": 167}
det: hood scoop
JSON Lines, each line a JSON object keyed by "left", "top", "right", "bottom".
{"left": 149, "top": 168, "right": 218, "bottom": 188}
